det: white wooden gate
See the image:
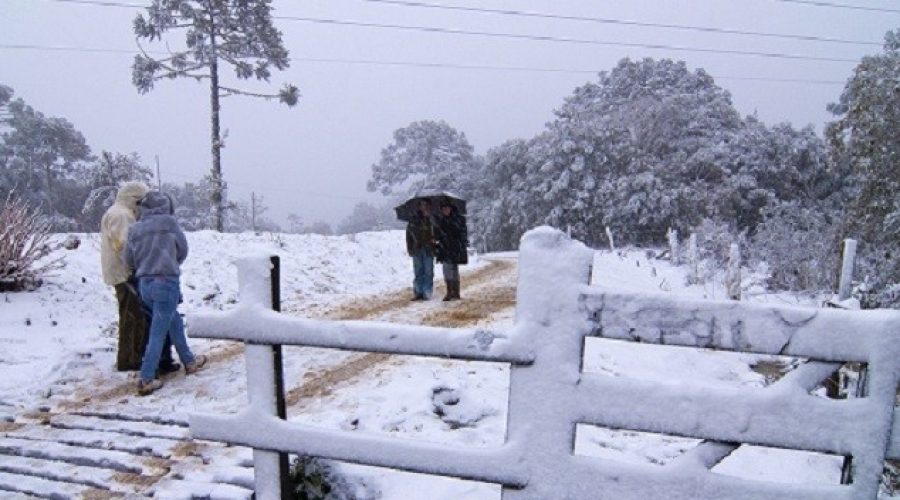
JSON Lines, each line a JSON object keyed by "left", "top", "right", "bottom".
{"left": 189, "top": 227, "right": 899, "bottom": 499}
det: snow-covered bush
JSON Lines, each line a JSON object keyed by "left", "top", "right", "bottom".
{"left": 749, "top": 204, "right": 838, "bottom": 292}
{"left": 289, "top": 456, "right": 380, "bottom": 500}
{"left": 691, "top": 218, "right": 746, "bottom": 282}
{"left": 0, "top": 193, "right": 61, "bottom": 291}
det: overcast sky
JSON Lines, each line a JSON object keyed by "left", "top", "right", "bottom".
{"left": 1, "top": 0, "right": 897, "bottom": 227}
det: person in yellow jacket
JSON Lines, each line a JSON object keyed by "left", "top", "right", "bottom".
{"left": 100, "top": 181, "right": 176, "bottom": 373}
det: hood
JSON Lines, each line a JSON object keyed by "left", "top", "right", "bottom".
{"left": 138, "top": 190, "right": 174, "bottom": 217}
{"left": 115, "top": 181, "right": 149, "bottom": 209}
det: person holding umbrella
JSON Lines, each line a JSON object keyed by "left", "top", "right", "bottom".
{"left": 405, "top": 199, "right": 437, "bottom": 300}
{"left": 435, "top": 200, "right": 468, "bottom": 301}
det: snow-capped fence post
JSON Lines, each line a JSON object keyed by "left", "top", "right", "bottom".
{"left": 687, "top": 233, "right": 700, "bottom": 284}
{"left": 838, "top": 238, "right": 858, "bottom": 301}
{"left": 725, "top": 243, "right": 741, "bottom": 300}
{"left": 667, "top": 227, "right": 680, "bottom": 265}
{"left": 503, "top": 228, "right": 594, "bottom": 499}
{"left": 232, "top": 255, "right": 292, "bottom": 500}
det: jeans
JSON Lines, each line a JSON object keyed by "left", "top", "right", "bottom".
{"left": 442, "top": 262, "right": 459, "bottom": 281}
{"left": 412, "top": 248, "right": 434, "bottom": 299}
{"left": 138, "top": 277, "right": 196, "bottom": 382}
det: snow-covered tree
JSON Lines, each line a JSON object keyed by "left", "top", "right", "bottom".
{"left": 161, "top": 178, "right": 217, "bottom": 230}
{"left": 0, "top": 84, "right": 93, "bottom": 228}
{"left": 303, "top": 221, "right": 333, "bottom": 235}
{"left": 749, "top": 202, "right": 839, "bottom": 292}
{"left": 337, "top": 200, "right": 403, "bottom": 235}
{"left": 367, "top": 120, "right": 476, "bottom": 197}
{"left": 286, "top": 212, "right": 305, "bottom": 234}
{"left": 826, "top": 28, "right": 900, "bottom": 306}
{"left": 81, "top": 152, "right": 153, "bottom": 227}
{"left": 132, "top": 0, "right": 299, "bottom": 232}
{"left": 721, "top": 117, "right": 833, "bottom": 233}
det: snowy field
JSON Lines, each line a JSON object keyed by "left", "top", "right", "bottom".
{"left": 0, "top": 230, "right": 893, "bottom": 499}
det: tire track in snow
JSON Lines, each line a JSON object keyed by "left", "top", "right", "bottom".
{"left": 285, "top": 258, "right": 517, "bottom": 408}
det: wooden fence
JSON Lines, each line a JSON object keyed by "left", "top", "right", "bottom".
{"left": 188, "top": 228, "right": 899, "bottom": 500}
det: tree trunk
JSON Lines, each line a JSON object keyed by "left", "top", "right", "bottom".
{"left": 209, "top": 25, "right": 224, "bottom": 232}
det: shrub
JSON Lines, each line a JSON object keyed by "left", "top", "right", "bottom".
{"left": 0, "top": 193, "right": 61, "bottom": 291}
{"left": 289, "top": 456, "right": 380, "bottom": 500}
{"left": 749, "top": 204, "right": 839, "bottom": 292}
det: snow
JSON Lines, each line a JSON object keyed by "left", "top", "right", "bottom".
{"left": 0, "top": 230, "right": 417, "bottom": 406}
{"left": 1, "top": 227, "right": 897, "bottom": 499}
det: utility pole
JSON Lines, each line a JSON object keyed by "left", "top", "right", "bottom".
{"left": 155, "top": 155, "right": 161, "bottom": 191}
{"left": 251, "top": 191, "right": 257, "bottom": 232}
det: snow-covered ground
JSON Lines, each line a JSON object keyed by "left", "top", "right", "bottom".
{"left": 0, "top": 230, "right": 891, "bottom": 499}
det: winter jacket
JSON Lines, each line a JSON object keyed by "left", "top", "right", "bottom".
{"left": 124, "top": 191, "right": 189, "bottom": 278}
{"left": 405, "top": 213, "right": 436, "bottom": 256}
{"left": 100, "top": 181, "right": 149, "bottom": 286}
{"left": 435, "top": 209, "right": 468, "bottom": 265}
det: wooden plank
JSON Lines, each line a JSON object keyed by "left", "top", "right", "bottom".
{"left": 0, "top": 470, "right": 97, "bottom": 499}
{"left": 5, "top": 424, "right": 184, "bottom": 459}
{"left": 50, "top": 413, "right": 190, "bottom": 441}
{"left": 0, "top": 437, "right": 160, "bottom": 475}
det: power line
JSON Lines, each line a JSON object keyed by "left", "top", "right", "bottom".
{"left": 41, "top": 0, "right": 889, "bottom": 46}
{"left": 275, "top": 16, "right": 860, "bottom": 63}
{"left": 35, "top": 0, "right": 866, "bottom": 63}
{"left": 42, "top": 0, "right": 144, "bottom": 6}
{"left": 354, "top": 0, "right": 880, "bottom": 46}
{"left": 772, "top": 0, "right": 900, "bottom": 14}
{"left": 0, "top": 43, "right": 848, "bottom": 85}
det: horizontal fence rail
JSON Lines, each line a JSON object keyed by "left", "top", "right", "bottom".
{"left": 189, "top": 228, "right": 899, "bottom": 500}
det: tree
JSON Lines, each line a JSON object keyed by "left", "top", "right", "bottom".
{"left": 304, "top": 221, "right": 333, "bottom": 235}
{"left": 132, "top": 0, "right": 300, "bottom": 232}
{"left": 81, "top": 152, "right": 153, "bottom": 227}
{"left": 826, "top": 28, "right": 900, "bottom": 305}
{"left": 337, "top": 200, "right": 403, "bottom": 234}
{"left": 0, "top": 84, "right": 93, "bottom": 229}
{"left": 367, "top": 120, "right": 476, "bottom": 197}
{"left": 161, "top": 178, "right": 217, "bottom": 230}
{"left": 286, "top": 212, "right": 305, "bottom": 234}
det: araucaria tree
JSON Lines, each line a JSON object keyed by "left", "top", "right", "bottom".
{"left": 132, "top": 0, "right": 300, "bottom": 231}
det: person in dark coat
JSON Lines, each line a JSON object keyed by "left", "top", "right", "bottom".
{"left": 124, "top": 191, "right": 207, "bottom": 396}
{"left": 435, "top": 202, "right": 468, "bottom": 301}
{"left": 405, "top": 199, "right": 437, "bottom": 300}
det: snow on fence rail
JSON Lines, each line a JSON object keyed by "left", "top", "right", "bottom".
{"left": 188, "top": 227, "right": 900, "bottom": 500}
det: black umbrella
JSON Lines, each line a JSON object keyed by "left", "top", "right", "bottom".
{"left": 394, "top": 190, "right": 466, "bottom": 222}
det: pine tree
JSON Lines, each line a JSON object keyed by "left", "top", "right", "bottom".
{"left": 367, "top": 120, "right": 476, "bottom": 197}
{"left": 132, "top": 0, "right": 300, "bottom": 232}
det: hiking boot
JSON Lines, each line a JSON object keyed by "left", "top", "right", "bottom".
{"left": 411, "top": 294, "right": 423, "bottom": 301}
{"left": 157, "top": 362, "right": 181, "bottom": 376}
{"left": 185, "top": 355, "right": 208, "bottom": 375}
{"left": 137, "top": 378, "right": 163, "bottom": 396}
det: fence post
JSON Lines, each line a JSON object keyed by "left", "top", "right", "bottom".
{"left": 503, "top": 229, "right": 594, "bottom": 499}
{"left": 725, "top": 243, "right": 741, "bottom": 301}
{"left": 668, "top": 228, "right": 680, "bottom": 265}
{"left": 837, "top": 238, "right": 857, "bottom": 301}
{"left": 269, "top": 256, "right": 292, "bottom": 500}
{"left": 244, "top": 256, "right": 291, "bottom": 500}
{"left": 687, "top": 233, "right": 699, "bottom": 284}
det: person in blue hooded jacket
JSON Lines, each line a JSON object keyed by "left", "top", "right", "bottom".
{"left": 124, "top": 190, "right": 207, "bottom": 396}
